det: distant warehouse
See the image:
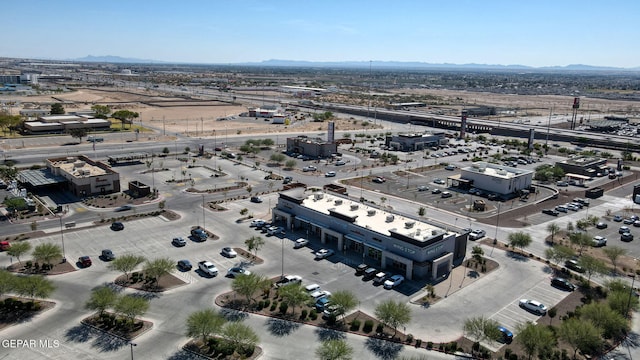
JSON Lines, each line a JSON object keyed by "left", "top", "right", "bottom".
{"left": 22, "top": 115, "right": 111, "bottom": 135}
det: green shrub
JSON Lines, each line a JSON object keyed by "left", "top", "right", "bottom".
{"left": 300, "top": 309, "right": 308, "bottom": 320}
{"left": 426, "top": 341, "right": 433, "bottom": 349}
{"left": 270, "top": 303, "right": 277, "bottom": 311}
{"left": 415, "top": 339, "right": 422, "bottom": 348}
{"left": 376, "top": 323, "right": 384, "bottom": 334}
{"left": 309, "top": 311, "right": 317, "bottom": 320}
{"left": 279, "top": 302, "right": 288, "bottom": 314}
{"left": 350, "top": 319, "right": 361, "bottom": 331}
{"left": 406, "top": 334, "right": 413, "bottom": 343}
{"left": 363, "top": 320, "right": 374, "bottom": 333}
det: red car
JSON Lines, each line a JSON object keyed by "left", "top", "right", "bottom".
{"left": 78, "top": 256, "right": 92, "bottom": 267}
{"left": 0, "top": 241, "right": 10, "bottom": 251}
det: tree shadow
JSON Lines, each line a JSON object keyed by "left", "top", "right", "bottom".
{"left": 506, "top": 251, "right": 530, "bottom": 262}
{"left": 93, "top": 282, "right": 125, "bottom": 293}
{"left": 166, "top": 349, "right": 204, "bottom": 360}
{"left": 219, "top": 308, "right": 248, "bottom": 322}
{"left": 129, "top": 291, "right": 161, "bottom": 301}
{"left": 365, "top": 337, "right": 403, "bottom": 360}
{"left": 64, "top": 324, "right": 94, "bottom": 343}
{"left": 467, "top": 270, "right": 480, "bottom": 278}
{"left": 266, "top": 317, "right": 300, "bottom": 337}
{"left": 91, "top": 332, "right": 128, "bottom": 352}
{"left": 315, "top": 327, "right": 346, "bottom": 341}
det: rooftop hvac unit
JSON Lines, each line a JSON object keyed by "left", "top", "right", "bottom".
{"left": 386, "top": 215, "right": 395, "bottom": 222}
{"left": 367, "top": 209, "right": 376, "bottom": 216}
{"left": 497, "top": 170, "right": 507, "bottom": 175}
{"left": 416, "top": 229, "right": 421, "bottom": 236}
{"left": 405, "top": 221, "right": 415, "bottom": 228}
{"left": 334, "top": 199, "right": 343, "bottom": 205}
{"left": 432, "top": 230, "right": 439, "bottom": 236}
{"left": 314, "top": 193, "right": 324, "bottom": 200}
{"left": 350, "top": 204, "right": 359, "bottom": 210}
{"left": 73, "top": 161, "right": 86, "bottom": 168}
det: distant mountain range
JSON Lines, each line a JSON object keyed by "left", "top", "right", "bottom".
{"left": 71, "top": 55, "right": 640, "bottom": 72}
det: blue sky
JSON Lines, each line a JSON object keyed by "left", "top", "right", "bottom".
{"left": 3, "top": 0, "right": 639, "bottom": 67}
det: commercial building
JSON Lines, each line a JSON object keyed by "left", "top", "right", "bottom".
{"left": 387, "top": 132, "right": 448, "bottom": 151}
{"left": 286, "top": 135, "right": 337, "bottom": 158}
{"left": 22, "top": 115, "right": 111, "bottom": 134}
{"left": 272, "top": 189, "right": 468, "bottom": 280}
{"left": 555, "top": 156, "right": 608, "bottom": 177}
{"left": 46, "top": 155, "right": 120, "bottom": 197}
{"left": 456, "top": 162, "right": 533, "bottom": 196}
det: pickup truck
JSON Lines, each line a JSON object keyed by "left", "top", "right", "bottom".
{"left": 198, "top": 261, "right": 218, "bottom": 277}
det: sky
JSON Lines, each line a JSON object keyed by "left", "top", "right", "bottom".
{"left": 3, "top": 0, "right": 639, "bottom": 68}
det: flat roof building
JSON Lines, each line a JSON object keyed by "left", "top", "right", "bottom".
{"left": 47, "top": 155, "right": 120, "bottom": 197}
{"left": 458, "top": 162, "right": 533, "bottom": 196}
{"left": 388, "top": 132, "right": 448, "bottom": 152}
{"left": 286, "top": 136, "right": 337, "bottom": 158}
{"left": 272, "top": 189, "right": 467, "bottom": 281}
{"left": 555, "top": 156, "right": 608, "bottom": 177}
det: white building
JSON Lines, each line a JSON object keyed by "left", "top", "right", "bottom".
{"left": 458, "top": 162, "right": 533, "bottom": 196}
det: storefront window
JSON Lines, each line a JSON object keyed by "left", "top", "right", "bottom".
{"left": 367, "top": 247, "right": 382, "bottom": 261}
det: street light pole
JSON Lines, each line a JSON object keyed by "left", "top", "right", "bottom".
{"left": 129, "top": 342, "right": 137, "bottom": 360}
{"left": 59, "top": 216, "right": 66, "bottom": 261}
{"left": 281, "top": 237, "right": 285, "bottom": 279}
{"left": 202, "top": 195, "right": 205, "bottom": 231}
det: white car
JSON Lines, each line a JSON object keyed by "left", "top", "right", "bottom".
{"left": 198, "top": 261, "right": 219, "bottom": 277}
{"left": 250, "top": 219, "right": 266, "bottom": 228}
{"left": 383, "top": 274, "right": 404, "bottom": 289}
{"left": 325, "top": 171, "right": 336, "bottom": 177}
{"left": 221, "top": 247, "right": 237, "bottom": 258}
{"left": 303, "top": 166, "right": 317, "bottom": 172}
{"left": 519, "top": 299, "right": 548, "bottom": 315}
{"left": 293, "top": 238, "right": 309, "bottom": 249}
{"left": 468, "top": 229, "right": 486, "bottom": 241}
{"left": 592, "top": 236, "right": 607, "bottom": 247}
{"left": 315, "top": 249, "right": 335, "bottom": 259}
{"left": 310, "top": 289, "right": 332, "bottom": 300}
{"left": 227, "top": 267, "right": 251, "bottom": 278}
{"left": 305, "top": 283, "right": 321, "bottom": 293}
{"left": 276, "top": 274, "right": 303, "bottom": 287}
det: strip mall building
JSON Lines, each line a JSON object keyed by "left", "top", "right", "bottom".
{"left": 272, "top": 188, "right": 468, "bottom": 280}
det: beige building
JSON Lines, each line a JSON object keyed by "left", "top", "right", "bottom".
{"left": 47, "top": 155, "right": 120, "bottom": 197}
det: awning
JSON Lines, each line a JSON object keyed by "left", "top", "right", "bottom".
{"left": 364, "top": 242, "right": 385, "bottom": 252}
{"left": 345, "top": 234, "right": 363, "bottom": 244}
{"left": 295, "top": 216, "right": 326, "bottom": 229}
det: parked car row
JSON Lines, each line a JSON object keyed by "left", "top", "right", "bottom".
{"left": 354, "top": 264, "right": 404, "bottom": 289}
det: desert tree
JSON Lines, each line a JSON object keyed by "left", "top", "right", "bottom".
{"left": 85, "top": 286, "right": 118, "bottom": 316}
{"left": 91, "top": 104, "right": 111, "bottom": 119}
{"left": 508, "top": 231, "right": 532, "bottom": 253}
{"left": 143, "top": 257, "right": 175, "bottom": 288}
{"left": 278, "top": 283, "right": 309, "bottom": 315}
{"left": 545, "top": 245, "right": 575, "bottom": 267}
{"left": 558, "top": 318, "right": 602, "bottom": 358}
{"left": 463, "top": 316, "right": 501, "bottom": 343}
{"left": 115, "top": 294, "right": 149, "bottom": 326}
{"left": 471, "top": 246, "right": 484, "bottom": 263}
{"left": 328, "top": 290, "right": 358, "bottom": 322}
{"left": 516, "top": 321, "right": 555, "bottom": 360}
{"left": 578, "top": 255, "right": 608, "bottom": 282}
{"left": 6, "top": 241, "right": 31, "bottom": 264}
{"left": 108, "top": 254, "right": 146, "bottom": 282}
{"left": 580, "top": 301, "right": 629, "bottom": 340}
{"left": 245, "top": 236, "right": 265, "bottom": 258}
{"left": 32, "top": 243, "right": 62, "bottom": 267}
{"left": 231, "top": 273, "right": 267, "bottom": 306}
{"left": 221, "top": 322, "right": 260, "bottom": 354}
{"left": 602, "top": 246, "right": 627, "bottom": 274}
{"left": 546, "top": 222, "right": 560, "bottom": 244}
{"left": 569, "top": 232, "right": 591, "bottom": 256}
{"left": 285, "top": 159, "right": 297, "bottom": 169}
{"left": 68, "top": 127, "right": 88, "bottom": 143}
{"left": 374, "top": 299, "right": 411, "bottom": 338}
{"left": 315, "top": 339, "right": 353, "bottom": 360}
{"left": 14, "top": 275, "right": 55, "bottom": 303}
{"left": 185, "top": 308, "right": 226, "bottom": 343}
{"left": 50, "top": 103, "right": 65, "bottom": 115}
{"left": 0, "top": 270, "right": 16, "bottom": 297}
{"left": 111, "top": 109, "right": 139, "bottom": 129}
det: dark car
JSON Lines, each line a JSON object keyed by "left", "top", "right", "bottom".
{"left": 497, "top": 326, "right": 513, "bottom": 344}
{"left": 621, "top": 232, "right": 634, "bottom": 242}
{"left": 542, "top": 209, "right": 559, "bottom": 216}
{"left": 172, "top": 237, "right": 187, "bottom": 247}
{"left": 596, "top": 222, "right": 608, "bottom": 229}
{"left": 362, "top": 267, "right": 378, "bottom": 280}
{"left": 551, "top": 277, "right": 576, "bottom": 291}
{"left": 191, "top": 228, "right": 208, "bottom": 241}
{"left": 101, "top": 249, "right": 116, "bottom": 261}
{"left": 283, "top": 176, "right": 293, "bottom": 184}
{"left": 78, "top": 256, "right": 92, "bottom": 268}
{"left": 110, "top": 221, "right": 124, "bottom": 231}
{"left": 613, "top": 215, "right": 623, "bottom": 222}
{"left": 355, "top": 263, "right": 369, "bottom": 275}
{"left": 114, "top": 205, "right": 132, "bottom": 212}
{"left": 565, "top": 259, "right": 584, "bottom": 273}
{"left": 250, "top": 196, "right": 263, "bottom": 203}
{"left": 177, "top": 259, "right": 193, "bottom": 271}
